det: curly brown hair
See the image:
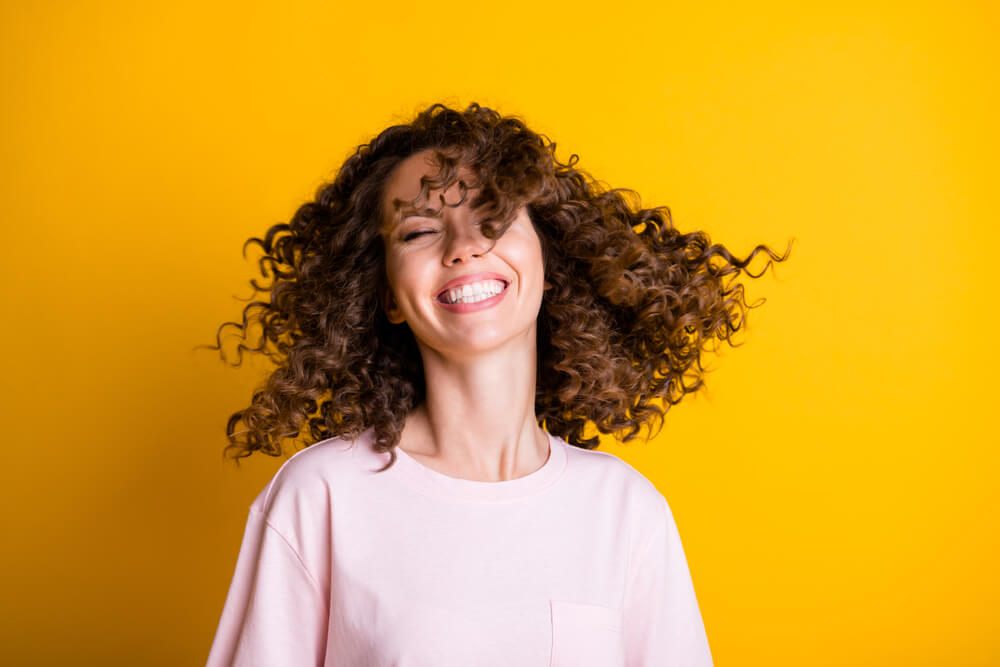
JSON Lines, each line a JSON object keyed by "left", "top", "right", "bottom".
{"left": 200, "top": 101, "right": 793, "bottom": 472}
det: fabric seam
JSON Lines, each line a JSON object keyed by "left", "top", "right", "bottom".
{"left": 250, "top": 507, "right": 326, "bottom": 598}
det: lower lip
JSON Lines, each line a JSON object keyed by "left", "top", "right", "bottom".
{"left": 435, "top": 283, "right": 509, "bottom": 313}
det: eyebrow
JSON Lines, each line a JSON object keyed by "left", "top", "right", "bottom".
{"left": 382, "top": 209, "right": 431, "bottom": 240}
{"left": 397, "top": 205, "right": 443, "bottom": 224}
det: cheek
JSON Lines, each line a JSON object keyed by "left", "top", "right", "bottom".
{"left": 385, "top": 252, "right": 434, "bottom": 304}
{"left": 385, "top": 250, "right": 415, "bottom": 285}
{"left": 509, "top": 237, "right": 545, "bottom": 282}
{"left": 383, "top": 260, "right": 397, "bottom": 295}
{"left": 383, "top": 259, "right": 409, "bottom": 306}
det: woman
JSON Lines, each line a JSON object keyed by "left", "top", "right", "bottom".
{"left": 204, "top": 102, "right": 791, "bottom": 666}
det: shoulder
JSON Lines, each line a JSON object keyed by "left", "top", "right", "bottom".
{"left": 559, "top": 441, "right": 682, "bottom": 565}
{"left": 559, "top": 437, "right": 667, "bottom": 524}
{"left": 250, "top": 430, "right": 374, "bottom": 520}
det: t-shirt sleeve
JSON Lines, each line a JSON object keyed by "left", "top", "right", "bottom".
{"left": 205, "top": 507, "right": 329, "bottom": 667}
{"left": 623, "top": 497, "right": 714, "bottom": 666}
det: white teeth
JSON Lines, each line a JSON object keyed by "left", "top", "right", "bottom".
{"left": 442, "top": 279, "right": 505, "bottom": 304}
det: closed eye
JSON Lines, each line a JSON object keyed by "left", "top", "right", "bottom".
{"left": 403, "top": 230, "right": 436, "bottom": 242}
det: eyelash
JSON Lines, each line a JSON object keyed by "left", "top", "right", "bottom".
{"left": 401, "top": 217, "right": 488, "bottom": 243}
{"left": 403, "top": 230, "right": 436, "bottom": 242}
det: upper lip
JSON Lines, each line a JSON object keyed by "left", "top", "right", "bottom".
{"left": 435, "top": 272, "right": 510, "bottom": 300}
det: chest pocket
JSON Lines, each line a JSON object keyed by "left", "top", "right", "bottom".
{"left": 548, "top": 599, "right": 626, "bottom": 666}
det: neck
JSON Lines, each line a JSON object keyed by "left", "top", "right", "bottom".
{"left": 401, "top": 326, "right": 548, "bottom": 482}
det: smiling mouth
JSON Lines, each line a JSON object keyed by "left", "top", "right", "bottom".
{"left": 436, "top": 280, "right": 509, "bottom": 304}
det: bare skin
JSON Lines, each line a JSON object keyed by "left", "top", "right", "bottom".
{"left": 379, "top": 148, "right": 551, "bottom": 482}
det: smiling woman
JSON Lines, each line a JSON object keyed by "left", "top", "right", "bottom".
{"left": 377, "top": 148, "right": 550, "bottom": 399}
{"left": 201, "top": 102, "right": 792, "bottom": 666}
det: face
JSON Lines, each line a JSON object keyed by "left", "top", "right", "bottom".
{"left": 379, "top": 148, "right": 547, "bottom": 357}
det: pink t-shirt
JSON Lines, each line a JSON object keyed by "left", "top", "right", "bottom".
{"left": 206, "top": 427, "right": 713, "bottom": 666}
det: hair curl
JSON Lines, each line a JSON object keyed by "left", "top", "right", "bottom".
{"left": 199, "top": 101, "right": 793, "bottom": 472}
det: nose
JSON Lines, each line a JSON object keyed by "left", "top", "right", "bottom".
{"left": 442, "top": 219, "right": 491, "bottom": 265}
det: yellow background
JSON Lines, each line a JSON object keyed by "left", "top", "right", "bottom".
{"left": 1, "top": 1, "right": 996, "bottom": 665}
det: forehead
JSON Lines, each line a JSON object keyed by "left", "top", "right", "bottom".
{"left": 380, "top": 149, "right": 477, "bottom": 231}
{"left": 381, "top": 148, "right": 441, "bottom": 206}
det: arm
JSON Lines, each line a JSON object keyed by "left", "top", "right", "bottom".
{"left": 206, "top": 508, "right": 329, "bottom": 667}
{"left": 624, "top": 498, "right": 714, "bottom": 667}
